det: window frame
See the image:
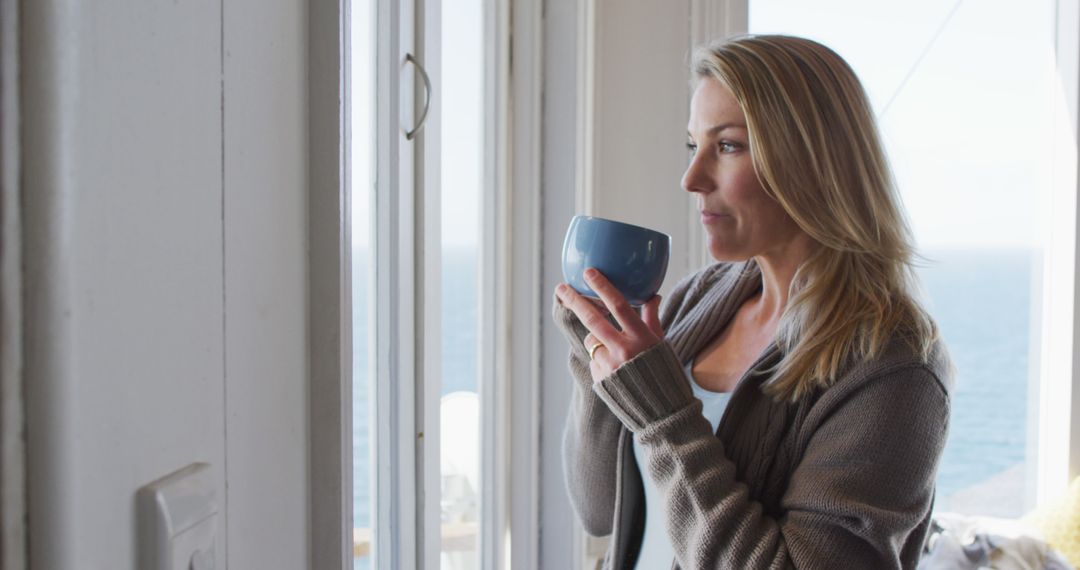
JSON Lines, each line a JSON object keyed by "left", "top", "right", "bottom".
{"left": 309, "top": 0, "right": 352, "bottom": 567}
{"left": 308, "top": 0, "right": 542, "bottom": 567}
{"left": 1036, "top": 0, "right": 1080, "bottom": 504}
{"left": 0, "top": 0, "right": 25, "bottom": 566}
{"left": 308, "top": 0, "right": 1080, "bottom": 568}
{"left": 371, "top": 0, "right": 425, "bottom": 567}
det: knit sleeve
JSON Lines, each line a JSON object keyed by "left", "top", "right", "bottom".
{"left": 594, "top": 355, "right": 951, "bottom": 570}
{"left": 553, "top": 292, "right": 624, "bottom": 536}
{"left": 591, "top": 340, "right": 696, "bottom": 432}
{"left": 555, "top": 268, "right": 704, "bottom": 537}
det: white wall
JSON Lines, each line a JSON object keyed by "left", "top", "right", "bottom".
{"left": 223, "top": 0, "right": 309, "bottom": 568}
{"left": 539, "top": 0, "right": 584, "bottom": 566}
{"left": 22, "top": 1, "right": 309, "bottom": 568}
{"left": 589, "top": 1, "right": 698, "bottom": 281}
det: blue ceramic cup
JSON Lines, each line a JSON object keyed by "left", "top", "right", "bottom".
{"left": 561, "top": 215, "right": 671, "bottom": 306}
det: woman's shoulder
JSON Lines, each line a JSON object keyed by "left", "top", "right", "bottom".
{"left": 788, "top": 334, "right": 955, "bottom": 449}
{"left": 830, "top": 331, "right": 955, "bottom": 403}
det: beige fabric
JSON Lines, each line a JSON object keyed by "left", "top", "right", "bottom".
{"left": 1023, "top": 477, "right": 1080, "bottom": 568}
{"left": 555, "top": 259, "right": 954, "bottom": 569}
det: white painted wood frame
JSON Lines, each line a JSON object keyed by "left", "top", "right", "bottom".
{"left": 310, "top": 0, "right": 352, "bottom": 567}
{"left": 372, "top": 0, "right": 426, "bottom": 567}
{"left": 505, "top": 0, "right": 544, "bottom": 566}
{"left": 369, "top": 0, "right": 447, "bottom": 567}
{"left": 324, "top": 0, "right": 538, "bottom": 567}
{"left": 474, "top": 0, "right": 547, "bottom": 566}
{"left": 417, "top": 0, "right": 443, "bottom": 568}
{"left": 0, "top": 0, "right": 25, "bottom": 567}
{"left": 1036, "top": 0, "right": 1080, "bottom": 504}
{"left": 20, "top": 3, "right": 84, "bottom": 566}
{"left": 1068, "top": 0, "right": 1080, "bottom": 487}
{"left": 481, "top": 0, "right": 511, "bottom": 566}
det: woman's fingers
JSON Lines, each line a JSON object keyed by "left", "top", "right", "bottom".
{"left": 585, "top": 297, "right": 609, "bottom": 315}
{"left": 555, "top": 275, "right": 663, "bottom": 383}
{"left": 583, "top": 269, "right": 642, "bottom": 335}
{"left": 642, "top": 295, "right": 663, "bottom": 337}
{"left": 582, "top": 333, "right": 599, "bottom": 353}
{"left": 555, "top": 283, "right": 622, "bottom": 347}
{"left": 589, "top": 357, "right": 606, "bottom": 382}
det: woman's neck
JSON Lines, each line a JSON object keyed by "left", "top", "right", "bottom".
{"left": 750, "top": 234, "right": 817, "bottom": 325}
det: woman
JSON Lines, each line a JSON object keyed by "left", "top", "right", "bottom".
{"left": 553, "top": 35, "right": 953, "bottom": 569}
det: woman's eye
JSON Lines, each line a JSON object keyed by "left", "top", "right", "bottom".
{"left": 686, "top": 142, "right": 698, "bottom": 154}
{"left": 719, "top": 141, "right": 740, "bottom": 153}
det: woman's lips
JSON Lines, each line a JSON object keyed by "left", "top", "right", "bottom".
{"left": 700, "top": 211, "right": 730, "bottom": 223}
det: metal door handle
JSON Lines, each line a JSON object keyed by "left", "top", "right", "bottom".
{"left": 403, "top": 53, "right": 431, "bottom": 140}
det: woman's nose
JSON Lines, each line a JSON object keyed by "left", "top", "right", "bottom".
{"left": 681, "top": 153, "right": 714, "bottom": 195}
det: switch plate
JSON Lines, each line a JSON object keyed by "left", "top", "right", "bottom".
{"left": 138, "top": 463, "right": 218, "bottom": 570}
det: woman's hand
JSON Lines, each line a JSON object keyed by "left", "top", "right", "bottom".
{"left": 555, "top": 268, "right": 664, "bottom": 382}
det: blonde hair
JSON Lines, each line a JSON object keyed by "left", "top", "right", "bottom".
{"left": 692, "top": 34, "right": 939, "bottom": 402}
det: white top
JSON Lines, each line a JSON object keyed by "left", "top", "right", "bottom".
{"left": 632, "top": 359, "right": 732, "bottom": 570}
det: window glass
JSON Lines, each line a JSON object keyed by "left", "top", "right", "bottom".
{"left": 352, "top": 0, "right": 375, "bottom": 567}
{"left": 749, "top": 0, "right": 1054, "bottom": 517}
{"left": 440, "top": 0, "right": 483, "bottom": 565}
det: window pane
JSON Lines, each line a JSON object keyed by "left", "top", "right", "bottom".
{"left": 352, "top": 0, "right": 375, "bottom": 567}
{"left": 749, "top": 0, "right": 1054, "bottom": 517}
{"left": 440, "top": 0, "right": 483, "bottom": 565}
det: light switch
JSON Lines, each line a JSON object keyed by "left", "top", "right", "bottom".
{"left": 138, "top": 463, "right": 218, "bottom": 570}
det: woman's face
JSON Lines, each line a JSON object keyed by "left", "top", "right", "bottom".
{"left": 683, "top": 77, "right": 805, "bottom": 262}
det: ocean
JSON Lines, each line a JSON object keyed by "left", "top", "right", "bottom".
{"left": 917, "top": 248, "right": 1035, "bottom": 515}
{"left": 352, "top": 250, "right": 479, "bottom": 569}
{"left": 351, "top": 246, "right": 1036, "bottom": 566}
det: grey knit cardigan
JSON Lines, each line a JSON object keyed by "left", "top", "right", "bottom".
{"left": 554, "top": 259, "right": 954, "bottom": 569}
